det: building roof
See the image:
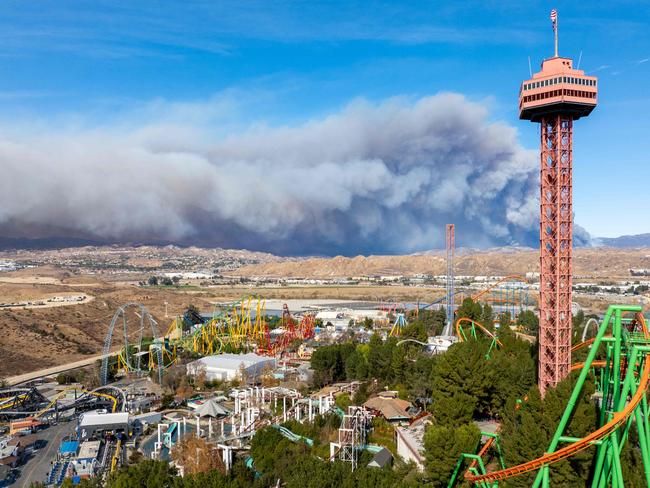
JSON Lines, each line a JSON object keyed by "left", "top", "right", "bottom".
{"left": 190, "top": 353, "right": 274, "bottom": 371}
{"left": 8, "top": 434, "right": 38, "bottom": 447}
{"left": 79, "top": 412, "right": 129, "bottom": 428}
{"left": 363, "top": 396, "right": 413, "bottom": 420}
{"left": 0, "top": 456, "right": 17, "bottom": 466}
{"left": 77, "top": 440, "right": 101, "bottom": 459}
{"left": 395, "top": 415, "right": 431, "bottom": 465}
{"left": 196, "top": 399, "right": 230, "bottom": 418}
{"left": 368, "top": 447, "right": 393, "bottom": 468}
{"left": 312, "top": 386, "right": 340, "bottom": 398}
{"left": 59, "top": 440, "right": 79, "bottom": 455}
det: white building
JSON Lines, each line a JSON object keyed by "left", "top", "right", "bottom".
{"left": 71, "top": 440, "right": 101, "bottom": 476}
{"left": 186, "top": 353, "right": 276, "bottom": 383}
{"left": 427, "top": 335, "right": 458, "bottom": 354}
{"left": 396, "top": 415, "right": 431, "bottom": 471}
{"left": 78, "top": 412, "right": 130, "bottom": 440}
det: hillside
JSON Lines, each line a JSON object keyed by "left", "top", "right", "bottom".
{"left": 597, "top": 233, "right": 650, "bottom": 248}
{"left": 235, "top": 248, "right": 650, "bottom": 278}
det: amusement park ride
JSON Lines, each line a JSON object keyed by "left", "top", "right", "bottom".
{"left": 520, "top": 9, "right": 598, "bottom": 396}
{"left": 99, "top": 298, "right": 316, "bottom": 386}
{"left": 445, "top": 12, "right": 650, "bottom": 487}
{"left": 451, "top": 306, "right": 650, "bottom": 487}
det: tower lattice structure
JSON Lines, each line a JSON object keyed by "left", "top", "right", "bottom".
{"left": 443, "top": 223, "right": 455, "bottom": 336}
{"left": 519, "top": 38, "right": 597, "bottom": 395}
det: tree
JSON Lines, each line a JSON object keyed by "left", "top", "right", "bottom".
{"left": 497, "top": 311, "right": 512, "bottom": 327}
{"left": 106, "top": 460, "right": 176, "bottom": 488}
{"left": 175, "top": 376, "right": 193, "bottom": 401}
{"left": 237, "top": 363, "right": 249, "bottom": 385}
{"left": 194, "top": 364, "right": 207, "bottom": 390}
{"left": 390, "top": 344, "right": 407, "bottom": 383}
{"left": 310, "top": 342, "right": 355, "bottom": 386}
{"left": 517, "top": 310, "right": 539, "bottom": 334}
{"left": 250, "top": 426, "right": 308, "bottom": 483}
{"left": 353, "top": 382, "right": 369, "bottom": 404}
{"left": 161, "top": 277, "right": 173, "bottom": 286}
{"left": 480, "top": 303, "right": 494, "bottom": 327}
{"left": 171, "top": 437, "right": 225, "bottom": 476}
{"left": 161, "top": 364, "right": 186, "bottom": 392}
{"left": 147, "top": 276, "right": 159, "bottom": 286}
{"left": 335, "top": 392, "right": 352, "bottom": 410}
{"left": 430, "top": 333, "right": 534, "bottom": 420}
{"left": 572, "top": 309, "right": 585, "bottom": 329}
{"left": 367, "top": 333, "right": 389, "bottom": 380}
{"left": 344, "top": 349, "right": 367, "bottom": 380}
{"left": 498, "top": 372, "right": 597, "bottom": 487}
{"left": 424, "top": 422, "right": 481, "bottom": 487}
{"left": 456, "top": 297, "right": 483, "bottom": 322}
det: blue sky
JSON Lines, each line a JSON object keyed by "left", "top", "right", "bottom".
{"left": 0, "top": 0, "right": 648, "bottom": 241}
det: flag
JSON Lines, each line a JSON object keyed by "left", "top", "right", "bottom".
{"left": 550, "top": 9, "right": 557, "bottom": 31}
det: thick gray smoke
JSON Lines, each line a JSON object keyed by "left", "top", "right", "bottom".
{"left": 0, "top": 93, "right": 573, "bottom": 255}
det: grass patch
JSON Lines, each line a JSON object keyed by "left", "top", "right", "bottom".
{"left": 367, "top": 417, "right": 397, "bottom": 456}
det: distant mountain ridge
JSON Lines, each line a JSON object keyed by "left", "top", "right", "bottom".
{"left": 0, "top": 233, "right": 648, "bottom": 254}
{"left": 596, "top": 233, "right": 650, "bottom": 248}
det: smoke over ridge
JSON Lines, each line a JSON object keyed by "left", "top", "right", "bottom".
{"left": 0, "top": 93, "right": 576, "bottom": 255}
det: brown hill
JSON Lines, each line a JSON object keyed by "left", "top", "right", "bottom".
{"left": 235, "top": 248, "right": 650, "bottom": 278}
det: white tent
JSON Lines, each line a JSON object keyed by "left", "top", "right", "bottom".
{"left": 196, "top": 399, "right": 229, "bottom": 418}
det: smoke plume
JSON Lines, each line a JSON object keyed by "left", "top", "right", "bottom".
{"left": 0, "top": 93, "right": 574, "bottom": 255}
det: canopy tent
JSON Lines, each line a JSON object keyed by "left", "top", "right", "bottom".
{"left": 196, "top": 399, "right": 229, "bottom": 418}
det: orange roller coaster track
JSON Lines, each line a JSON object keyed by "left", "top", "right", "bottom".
{"left": 471, "top": 275, "right": 528, "bottom": 302}
{"left": 455, "top": 317, "right": 503, "bottom": 348}
{"left": 457, "top": 306, "right": 649, "bottom": 487}
{"left": 455, "top": 317, "right": 503, "bottom": 359}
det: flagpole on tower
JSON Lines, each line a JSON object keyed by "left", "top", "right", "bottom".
{"left": 551, "top": 9, "right": 558, "bottom": 57}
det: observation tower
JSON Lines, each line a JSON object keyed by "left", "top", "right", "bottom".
{"left": 519, "top": 10, "right": 597, "bottom": 395}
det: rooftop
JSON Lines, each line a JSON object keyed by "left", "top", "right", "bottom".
{"left": 363, "top": 396, "right": 413, "bottom": 420}
{"left": 190, "top": 353, "right": 273, "bottom": 370}
{"left": 396, "top": 415, "right": 432, "bottom": 463}
{"left": 79, "top": 412, "right": 129, "bottom": 428}
{"left": 77, "top": 440, "right": 101, "bottom": 459}
{"left": 59, "top": 440, "right": 79, "bottom": 455}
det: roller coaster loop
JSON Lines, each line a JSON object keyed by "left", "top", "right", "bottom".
{"left": 452, "top": 305, "right": 650, "bottom": 487}
{"left": 455, "top": 317, "right": 503, "bottom": 359}
{"left": 100, "top": 303, "right": 164, "bottom": 386}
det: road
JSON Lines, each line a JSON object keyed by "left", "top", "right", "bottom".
{"left": 7, "top": 335, "right": 166, "bottom": 386}
{"left": 6, "top": 354, "right": 111, "bottom": 387}
{"left": 13, "top": 421, "right": 74, "bottom": 487}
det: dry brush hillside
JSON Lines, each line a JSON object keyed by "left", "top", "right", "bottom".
{"left": 235, "top": 248, "right": 650, "bottom": 278}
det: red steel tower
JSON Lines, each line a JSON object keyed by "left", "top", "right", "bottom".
{"left": 519, "top": 11, "right": 597, "bottom": 395}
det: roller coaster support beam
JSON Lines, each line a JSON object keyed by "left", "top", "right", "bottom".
{"left": 532, "top": 305, "right": 647, "bottom": 488}
{"left": 457, "top": 305, "right": 650, "bottom": 487}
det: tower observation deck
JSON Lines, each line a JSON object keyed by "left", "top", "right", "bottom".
{"left": 519, "top": 12, "right": 597, "bottom": 395}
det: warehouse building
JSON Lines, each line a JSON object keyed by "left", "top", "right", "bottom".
{"left": 186, "top": 353, "right": 276, "bottom": 383}
{"left": 78, "top": 412, "right": 129, "bottom": 440}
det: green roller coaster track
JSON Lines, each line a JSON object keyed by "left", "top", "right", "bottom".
{"left": 450, "top": 304, "right": 650, "bottom": 487}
